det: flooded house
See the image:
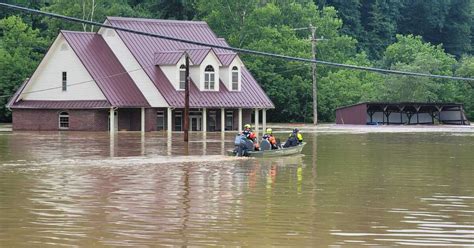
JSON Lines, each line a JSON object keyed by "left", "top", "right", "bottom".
{"left": 7, "top": 17, "right": 274, "bottom": 132}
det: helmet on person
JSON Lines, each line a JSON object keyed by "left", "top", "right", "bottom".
{"left": 244, "top": 124, "right": 251, "bottom": 130}
{"left": 265, "top": 128, "right": 273, "bottom": 134}
{"left": 293, "top": 128, "right": 299, "bottom": 133}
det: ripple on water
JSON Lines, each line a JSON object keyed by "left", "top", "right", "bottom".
{"left": 332, "top": 194, "right": 474, "bottom": 246}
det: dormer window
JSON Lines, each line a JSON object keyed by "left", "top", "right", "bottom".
{"left": 232, "top": 66, "right": 239, "bottom": 90}
{"left": 179, "top": 64, "right": 186, "bottom": 90}
{"left": 204, "top": 65, "right": 215, "bottom": 90}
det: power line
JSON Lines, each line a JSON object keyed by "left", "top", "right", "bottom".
{"left": 0, "top": 3, "right": 473, "bottom": 82}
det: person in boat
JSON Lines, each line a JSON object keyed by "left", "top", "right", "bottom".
{"left": 243, "top": 124, "right": 259, "bottom": 151}
{"left": 260, "top": 128, "right": 278, "bottom": 151}
{"left": 234, "top": 124, "right": 259, "bottom": 156}
{"left": 283, "top": 128, "right": 303, "bottom": 148}
{"left": 234, "top": 130, "right": 255, "bottom": 156}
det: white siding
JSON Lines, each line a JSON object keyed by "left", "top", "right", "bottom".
{"left": 190, "top": 65, "right": 200, "bottom": 88}
{"left": 220, "top": 57, "right": 243, "bottom": 91}
{"left": 98, "top": 27, "right": 168, "bottom": 107}
{"left": 20, "top": 34, "right": 106, "bottom": 101}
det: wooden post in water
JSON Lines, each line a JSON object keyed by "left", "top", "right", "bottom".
{"left": 184, "top": 54, "right": 190, "bottom": 142}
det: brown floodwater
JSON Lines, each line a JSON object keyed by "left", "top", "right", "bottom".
{"left": 0, "top": 131, "right": 473, "bottom": 247}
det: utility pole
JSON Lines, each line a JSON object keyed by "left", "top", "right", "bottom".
{"left": 184, "top": 54, "right": 190, "bottom": 142}
{"left": 310, "top": 24, "right": 318, "bottom": 125}
{"left": 292, "top": 25, "right": 324, "bottom": 125}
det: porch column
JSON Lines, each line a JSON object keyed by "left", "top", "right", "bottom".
{"left": 109, "top": 107, "right": 115, "bottom": 134}
{"left": 254, "top": 108, "right": 259, "bottom": 139}
{"left": 221, "top": 108, "right": 225, "bottom": 133}
{"left": 262, "top": 108, "right": 267, "bottom": 136}
{"left": 141, "top": 107, "right": 145, "bottom": 133}
{"left": 238, "top": 108, "right": 243, "bottom": 133}
{"left": 167, "top": 107, "right": 172, "bottom": 134}
{"left": 202, "top": 108, "right": 207, "bottom": 132}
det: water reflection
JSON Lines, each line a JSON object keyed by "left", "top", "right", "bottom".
{"left": 0, "top": 132, "right": 473, "bottom": 246}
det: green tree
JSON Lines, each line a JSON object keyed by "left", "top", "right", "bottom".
{"left": 317, "top": 0, "right": 365, "bottom": 41}
{"left": 41, "top": 0, "right": 138, "bottom": 38}
{"left": 197, "top": 0, "right": 363, "bottom": 122}
{"left": 441, "top": 0, "right": 472, "bottom": 57}
{"left": 0, "top": 16, "right": 46, "bottom": 121}
{"left": 376, "top": 35, "right": 457, "bottom": 102}
{"left": 455, "top": 56, "right": 474, "bottom": 120}
{"left": 129, "top": 0, "right": 197, "bottom": 20}
{"left": 360, "top": 0, "right": 402, "bottom": 59}
{"left": 318, "top": 53, "right": 381, "bottom": 121}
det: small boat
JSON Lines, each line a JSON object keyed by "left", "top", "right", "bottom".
{"left": 227, "top": 143, "right": 306, "bottom": 158}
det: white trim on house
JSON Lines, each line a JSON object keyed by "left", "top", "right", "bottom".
{"left": 220, "top": 56, "right": 243, "bottom": 91}
{"left": 160, "top": 55, "right": 190, "bottom": 91}
{"left": 98, "top": 27, "right": 169, "bottom": 107}
{"left": 198, "top": 51, "right": 222, "bottom": 91}
{"left": 19, "top": 34, "right": 107, "bottom": 101}
{"left": 160, "top": 50, "right": 224, "bottom": 91}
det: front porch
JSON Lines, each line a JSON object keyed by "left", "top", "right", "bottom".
{"left": 109, "top": 107, "right": 269, "bottom": 134}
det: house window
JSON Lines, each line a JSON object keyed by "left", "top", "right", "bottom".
{"left": 157, "top": 111, "right": 165, "bottom": 131}
{"left": 62, "top": 72, "right": 67, "bottom": 91}
{"left": 175, "top": 111, "right": 183, "bottom": 131}
{"left": 204, "top": 65, "right": 215, "bottom": 90}
{"left": 59, "top": 112, "right": 69, "bottom": 129}
{"left": 225, "top": 111, "right": 233, "bottom": 130}
{"left": 179, "top": 64, "right": 186, "bottom": 90}
{"left": 232, "top": 66, "right": 239, "bottom": 90}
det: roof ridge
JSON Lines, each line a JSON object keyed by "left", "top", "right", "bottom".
{"left": 60, "top": 30, "right": 97, "bottom": 34}
{"left": 107, "top": 16, "right": 207, "bottom": 25}
{"left": 157, "top": 50, "right": 184, "bottom": 53}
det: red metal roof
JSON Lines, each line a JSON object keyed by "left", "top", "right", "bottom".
{"left": 185, "top": 48, "right": 217, "bottom": 65}
{"left": 61, "top": 31, "right": 150, "bottom": 108}
{"left": 107, "top": 17, "right": 274, "bottom": 109}
{"left": 10, "top": 100, "right": 110, "bottom": 109}
{"left": 217, "top": 53, "right": 238, "bottom": 66}
{"left": 154, "top": 51, "right": 184, "bottom": 65}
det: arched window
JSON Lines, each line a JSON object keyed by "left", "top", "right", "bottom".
{"left": 204, "top": 65, "right": 215, "bottom": 90}
{"left": 179, "top": 64, "right": 186, "bottom": 90}
{"left": 59, "top": 112, "right": 69, "bottom": 129}
{"left": 231, "top": 66, "right": 239, "bottom": 90}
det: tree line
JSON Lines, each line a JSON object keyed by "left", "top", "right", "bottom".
{"left": 0, "top": 0, "right": 473, "bottom": 122}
